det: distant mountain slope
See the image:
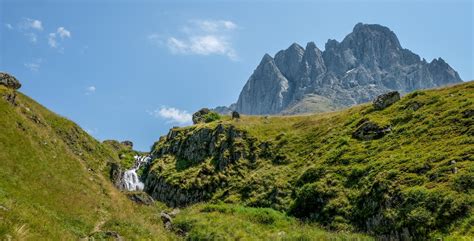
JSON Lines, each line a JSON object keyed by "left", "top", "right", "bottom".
{"left": 234, "top": 23, "right": 462, "bottom": 115}
{"left": 145, "top": 82, "right": 473, "bottom": 239}
{"left": 0, "top": 85, "right": 172, "bottom": 239}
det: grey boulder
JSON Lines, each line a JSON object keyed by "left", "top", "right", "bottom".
{"left": 373, "top": 91, "right": 400, "bottom": 110}
{"left": 0, "top": 73, "right": 21, "bottom": 90}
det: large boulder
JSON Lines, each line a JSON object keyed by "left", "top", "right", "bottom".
{"left": 373, "top": 91, "right": 400, "bottom": 110}
{"left": 192, "top": 108, "right": 220, "bottom": 124}
{"left": 0, "top": 73, "right": 21, "bottom": 90}
{"left": 192, "top": 108, "right": 211, "bottom": 124}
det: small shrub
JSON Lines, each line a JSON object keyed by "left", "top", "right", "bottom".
{"left": 296, "top": 166, "right": 326, "bottom": 186}
{"left": 202, "top": 112, "right": 221, "bottom": 123}
{"left": 453, "top": 172, "right": 474, "bottom": 192}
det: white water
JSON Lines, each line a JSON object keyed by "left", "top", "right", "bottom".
{"left": 122, "top": 155, "right": 151, "bottom": 191}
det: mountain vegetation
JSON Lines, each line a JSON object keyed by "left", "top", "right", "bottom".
{"left": 0, "top": 78, "right": 371, "bottom": 240}
{"left": 0, "top": 84, "right": 177, "bottom": 239}
{"left": 144, "top": 81, "right": 473, "bottom": 239}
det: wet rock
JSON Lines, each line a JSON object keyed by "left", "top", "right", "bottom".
{"left": 192, "top": 108, "right": 211, "bottom": 124}
{"left": 353, "top": 121, "right": 391, "bottom": 140}
{"left": 373, "top": 91, "right": 400, "bottom": 110}
{"left": 126, "top": 192, "right": 154, "bottom": 205}
{"left": 0, "top": 72, "right": 21, "bottom": 90}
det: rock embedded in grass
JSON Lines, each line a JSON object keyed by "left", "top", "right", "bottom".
{"left": 352, "top": 121, "right": 391, "bottom": 140}
{"left": 192, "top": 108, "right": 211, "bottom": 124}
{"left": 373, "top": 91, "right": 400, "bottom": 110}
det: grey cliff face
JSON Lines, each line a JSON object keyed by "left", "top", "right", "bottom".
{"left": 234, "top": 23, "right": 463, "bottom": 115}
{"left": 235, "top": 54, "right": 290, "bottom": 115}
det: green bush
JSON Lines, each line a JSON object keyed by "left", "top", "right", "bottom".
{"left": 296, "top": 166, "right": 326, "bottom": 186}
{"left": 202, "top": 112, "right": 221, "bottom": 123}
{"left": 453, "top": 172, "right": 474, "bottom": 192}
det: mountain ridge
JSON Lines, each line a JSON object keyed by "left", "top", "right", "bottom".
{"left": 229, "top": 23, "right": 462, "bottom": 115}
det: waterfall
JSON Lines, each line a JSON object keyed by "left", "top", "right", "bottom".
{"left": 121, "top": 155, "right": 151, "bottom": 191}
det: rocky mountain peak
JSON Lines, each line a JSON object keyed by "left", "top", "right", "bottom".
{"left": 231, "top": 23, "right": 462, "bottom": 115}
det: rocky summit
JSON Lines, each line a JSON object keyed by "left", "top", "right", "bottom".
{"left": 0, "top": 72, "right": 21, "bottom": 90}
{"left": 232, "top": 23, "right": 462, "bottom": 115}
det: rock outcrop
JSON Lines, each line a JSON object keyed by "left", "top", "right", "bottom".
{"left": 121, "top": 140, "right": 133, "bottom": 149}
{"left": 233, "top": 23, "right": 462, "bottom": 115}
{"left": 192, "top": 108, "right": 211, "bottom": 124}
{"left": 353, "top": 121, "right": 391, "bottom": 140}
{"left": 144, "top": 124, "right": 257, "bottom": 207}
{"left": 373, "top": 91, "right": 400, "bottom": 110}
{"left": 126, "top": 192, "right": 154, "bottom": 205}
{"left": 0, "top": 73, "right": 21, "bottom": 90}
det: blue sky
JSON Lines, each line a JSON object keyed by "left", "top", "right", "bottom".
{"left": 1, "top": 0, "right": 473, "bottom": 151}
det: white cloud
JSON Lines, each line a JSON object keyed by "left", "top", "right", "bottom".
{"left": 48, "top": 27, "right": 71, "bottom": 48}
{"left": 85, "top": 86, "right": 96, "bottom": 95}
{"left": 21, "top": 18, "right": 43, "bottom": 31}
{"left": 24, "top": 58, "right": 43, "bottom": 71}
{"left": 57, "top": 27, "right": 71, "bottom": 38}
{"left": 167, "top": 37, "right": 189, "bottom": 54}
{"left": 192, "top": 20, "right": 237, "bottom": 32}
{"left": 24, "top": 63, "right": 40, "bottom": 71}
{"left": 48, "top": 33, "right": 57, "bottom": 47}
{"left": 5, "top": 23, "right": 13, "bottom": 30}
{"left": 150, "top": 19, "right": 238, "bottom": 60}
{"left": 148, "top": 106, "right": 192, "bottom": 125}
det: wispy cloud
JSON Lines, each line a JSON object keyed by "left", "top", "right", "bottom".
{"left": 148, "top": 106, "right": 192, "bottom": 125}
{"left": 85, "top": 86, "right": 96, "bottom": 95}
{"left": 149, "top": 19, "right": 239, "bottom": 60}
{"left": 24, "top": 58, "right": 43, "bottom": 71}
{"left": 48, "top": 27, "right": 72, "bottom": 49}
{"left": 48, "top": 33, "right": 57, "bottom": 47}
{"left": 20, "top": 18, "right": 43, "bottom": 31}
{"left": 16, "top": 18, "right": 43, "bottom": 43}
{"left": 25, "top": 33, "right": 38, "bottom": 43}
{"left": 5, "top": 23, "right": 13, "bottom": 30}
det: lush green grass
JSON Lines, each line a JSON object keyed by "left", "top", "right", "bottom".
{"left": 0, "top": 86, "right": 174, "bottom": 240}
{"left": 1, "top": 81, "right": 473, "bottom": 240}
{"left": 173, "top": 203, "right": 372, "bottom": 240}
{"left": 149, "top": 82, "right": 474, "bottom": 239}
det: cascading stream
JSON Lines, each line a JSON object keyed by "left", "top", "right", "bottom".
{"left": 121, "top": 155, "right": 151, "bottom": 191}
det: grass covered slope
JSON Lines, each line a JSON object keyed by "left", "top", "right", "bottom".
{"left": 0, "top": 86, "right": 173, "bottom": 239}
{"left": 172, "top": 203, "right": 371, "bottom": 240}
{"left": 147, "top": 82, "right": 473, "bottom": 239}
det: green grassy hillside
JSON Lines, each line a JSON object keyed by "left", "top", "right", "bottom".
{"left": 0, "top": 85, "right": 368, "bottom": 240}
{"left": 147, "top": 82, "right": 474, "bottom": 239}
{"left": 0, "top": 85, "right": 174, "bottom": 239}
